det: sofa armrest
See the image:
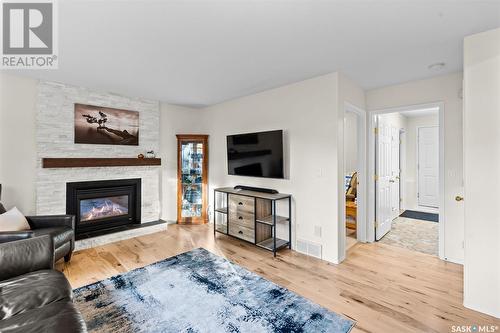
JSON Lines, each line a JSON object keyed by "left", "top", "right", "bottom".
{"left": 0, "top": 235, "right": 54, "bottom": 281}
{"left": 0, "top": 231, "right": 34, "bottom": 244}
{"left": 26, "top": 215, "right": 75, "bottom": 230}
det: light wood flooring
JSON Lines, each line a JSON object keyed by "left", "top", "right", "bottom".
{"left": 56, "top": 224, "right": 499, "bottom": 333}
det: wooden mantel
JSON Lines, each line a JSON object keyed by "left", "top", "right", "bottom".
{"left": 42, "top": 158, "right": 161, "bottom": 168}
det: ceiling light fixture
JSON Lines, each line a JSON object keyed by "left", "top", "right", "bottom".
{"left": 428, "top": 62, "right": 446, "bottom": 71}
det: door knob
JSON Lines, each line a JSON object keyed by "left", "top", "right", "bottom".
{"left": 455, "top": 196, "right": 464, "bottom": 202}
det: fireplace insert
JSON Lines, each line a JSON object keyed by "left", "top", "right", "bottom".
{"left": 66, "top": 179, "right": 141, "bottom": 239}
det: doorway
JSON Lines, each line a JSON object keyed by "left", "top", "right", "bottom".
{"left": 344, "top": 110, "right": 359, "bottom": 251}
{"left": 369, "top": 103, "right": 444, "bottom": 258}
{"left": 339, "top": 102, "right": 367, "bottom": 262}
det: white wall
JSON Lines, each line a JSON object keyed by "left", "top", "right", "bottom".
{"left": 405, "top": 114, "right": 439, "bottom": 211}
{"left": 0, "top": 74, "right": 38, "bottom": 214}
{"left": 159, "top": 103, "right": 207, "bottom": 222}
{"left": 203, "top": 73, "right": 342, "bottom": 263}
{"left": 366, "top": 72, "right": 464, "bottom": 263}
{"left": 344, "top": 112, "right": 358, "bottom": 174}
{"left": 463, "top": 27, "right": 500, "bottom": 319}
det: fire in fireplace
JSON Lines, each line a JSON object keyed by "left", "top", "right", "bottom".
{"left": 80, "top": 195, "right": 129, "bottom": 222}
{"left": 66, "top": 179, "right": 141, "bottom": 239}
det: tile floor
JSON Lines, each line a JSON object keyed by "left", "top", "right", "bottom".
{"left": 378, "top": 216, "right": 438, "bottom": 256}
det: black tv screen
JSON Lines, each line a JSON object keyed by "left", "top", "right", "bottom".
{"left": 227, "top": 130, "right": 284, "bottom": 179}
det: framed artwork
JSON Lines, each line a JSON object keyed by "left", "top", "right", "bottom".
{"left": 74, "top": 103, "right": 139, "bottom": 145}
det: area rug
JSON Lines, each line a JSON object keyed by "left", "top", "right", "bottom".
{"left": 73, "top": 248, "right": 355, "bottom": 333}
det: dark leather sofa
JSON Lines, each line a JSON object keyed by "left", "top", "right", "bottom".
{"left": 0, "top": 235, "right": 87, "bottom": 332}
{"left": 0, "top": 202, "right": 75, "bottom": 262}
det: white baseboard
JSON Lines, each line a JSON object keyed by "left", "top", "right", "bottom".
{"left": 463, "top": 300, "right": 500, "bottom": 319}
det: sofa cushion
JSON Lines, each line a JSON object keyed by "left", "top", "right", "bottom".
{"left": 31, "top": 226, "right": 73, "bottom": 248}
{"left": 0, "top": 270, "right": 72, "bottom": 320}
{"left": 0, "top": 207, "right": 31, "bottom": 232}
{"left": 0, "top": 300, "right": 86, "bottom": 333}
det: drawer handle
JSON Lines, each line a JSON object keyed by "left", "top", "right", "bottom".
{"left": 238, "top": 230, "right": 243, "bottom": 234}
{"left": 238, "top": 216, "right": 243, "bottom": 220}
{"left": 238, "top": 202, "right": 243, "bottom": 205}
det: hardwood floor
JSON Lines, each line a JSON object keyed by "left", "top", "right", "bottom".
{"left": 56, "top": 224, "right": 499, "bottom": 333}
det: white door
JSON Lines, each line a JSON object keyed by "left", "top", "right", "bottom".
{"left": 376, "top": 117, "right": 392, "bottom": 240}
{"left": 418, "top": 126, "right": 439, "bottom": 208}
{"left": 390, "top": 126, "right": 400, "bottom": 219}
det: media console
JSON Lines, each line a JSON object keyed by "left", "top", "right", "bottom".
{"left": 213, "top": 187, "right": 292, "bottom": 256}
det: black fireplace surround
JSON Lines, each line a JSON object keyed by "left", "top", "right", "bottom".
{"left": 66, "top": 178, "right": 141, "bottom": 239}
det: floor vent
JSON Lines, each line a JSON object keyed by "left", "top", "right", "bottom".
{"left": 296, "top": 239, "right": 322, "bottom": 259}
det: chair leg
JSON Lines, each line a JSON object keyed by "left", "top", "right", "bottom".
{"left": 64, "top": 252, "right": 72, "bottom": 262}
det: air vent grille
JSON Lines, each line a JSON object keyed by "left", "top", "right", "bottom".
{"left": 296, "top": 238, "right": 322, "bottom": 259}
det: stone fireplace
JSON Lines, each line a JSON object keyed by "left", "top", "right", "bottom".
{"left": 35, "top": 81, "right": 161, "bottom": 233}
{"left": 66, "top": 179, "right": 141, "bottom": 239}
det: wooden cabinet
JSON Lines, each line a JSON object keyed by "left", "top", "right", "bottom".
{"left": 177, "top": 135, "right": 208, "bottom": 224}
{"left": 214, "top": 187, "right": 292, "bottom": 256}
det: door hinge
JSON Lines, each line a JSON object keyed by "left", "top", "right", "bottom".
{"left": 374, "top": 127, "right": 378, "bottom": 135}
{"left": 374, "top": 174, "right": 378, "bottom": 181}
{"left": 417, "top": 192, "right": 420, "bottom": 198}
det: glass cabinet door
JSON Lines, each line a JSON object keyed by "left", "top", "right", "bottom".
{"left": 181, "top": 142, "right": 203, "bottom": 218}
{"left": 177, "top": 135, "right": 208, "bottom": 224}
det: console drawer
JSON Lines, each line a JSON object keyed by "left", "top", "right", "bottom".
{"left": 229, "top": 194, "right": 255, "bottom": 214}
{"left": 229, "top": 223, "right": 255, "bottom": 243}
{"left": 229, "top": 210, "right": 254, "bottom": 228}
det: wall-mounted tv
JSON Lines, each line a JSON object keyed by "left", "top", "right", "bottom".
{"left": 227, "top": 130, "right": 284, "bottom": 179}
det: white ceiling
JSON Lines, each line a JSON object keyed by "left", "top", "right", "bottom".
{"left": 7, "top": 0, "right": 500, "bottom": 107}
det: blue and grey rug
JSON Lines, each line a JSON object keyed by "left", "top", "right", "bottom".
{"left": 74, "top": 248, "right": 355, "bottom": 333}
